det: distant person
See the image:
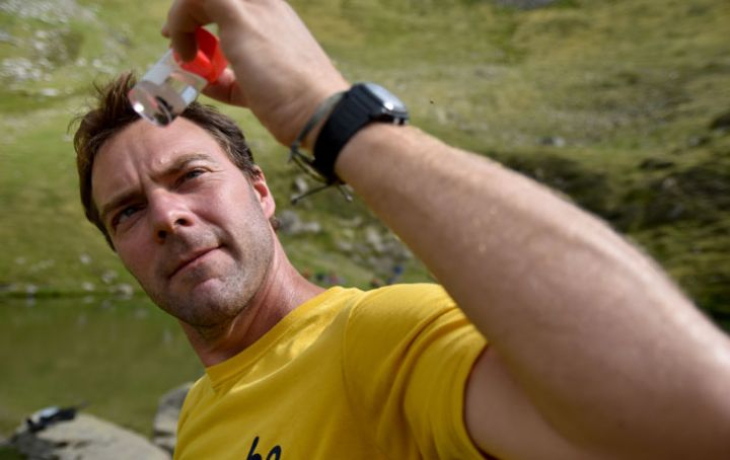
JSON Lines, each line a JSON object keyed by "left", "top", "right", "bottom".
{"left": 387, "top": 263, "right": 405, "bottom": 285}
{"left": 72, "top": 0, "right": 730, "bottom": 458}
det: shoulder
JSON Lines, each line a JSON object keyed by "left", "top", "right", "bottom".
{"left": 342, "top": 283, "right": 482, "bottom": 359}
{"left": 346, "top": 283, "right": 460, "bottom": 329}
{"left": 350, "top": 283, "right": 455, "bottom": 312}
{"left": 176, "top": 375, "right": 210, "bottom": 431}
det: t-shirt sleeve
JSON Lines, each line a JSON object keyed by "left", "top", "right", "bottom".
{"left": 342, "top": 284, "right": 487, "bottom": 459}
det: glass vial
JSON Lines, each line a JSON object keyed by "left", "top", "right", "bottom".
{"left": 128, "top": 28, "right": 226, "bottom": 126}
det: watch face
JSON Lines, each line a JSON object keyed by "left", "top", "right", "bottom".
{"left": 363, "top": 82, "right": 408, "bottom": 115}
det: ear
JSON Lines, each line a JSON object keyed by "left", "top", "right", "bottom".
{"left": 250, "top": 167, "right": 276, "bottom": 219}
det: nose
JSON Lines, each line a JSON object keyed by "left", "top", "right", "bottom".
{"left": 148, "top": 191, "right": 194, "bottom": 244}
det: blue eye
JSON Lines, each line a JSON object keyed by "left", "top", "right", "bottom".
{"left": 184, "top": 169, "right": 204, "bottom": 180}
{"left": 113, "top": 205, "right": 141, "bottom": 228}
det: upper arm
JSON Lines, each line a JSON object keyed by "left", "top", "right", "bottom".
{"left": 465, "top": 347, "right": 597, "bottom": 460}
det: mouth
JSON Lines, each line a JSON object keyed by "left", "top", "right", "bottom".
{"left": 168, "top": 247, "right": 219, "bottom": 279}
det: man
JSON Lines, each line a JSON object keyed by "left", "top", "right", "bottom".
{"left": 74, "top": 0, "right": 730, "bottom": 458}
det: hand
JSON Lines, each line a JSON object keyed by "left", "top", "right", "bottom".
{"left": 163, "top": 0, "right": 349, "bottom": 146}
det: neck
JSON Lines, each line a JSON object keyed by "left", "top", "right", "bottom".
{"left": 180, "top": 237, "right": 325, "bottom": 367}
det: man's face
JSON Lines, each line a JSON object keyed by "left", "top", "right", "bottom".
{"left": 91, "top": 118, "right": 275, "bottom": 328}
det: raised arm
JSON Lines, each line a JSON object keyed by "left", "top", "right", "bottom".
{"left": 164, "top": 1, "right": 730, "bottom": 458}
{"left": 334, "top": 123, "right": 730, "bottom": 458}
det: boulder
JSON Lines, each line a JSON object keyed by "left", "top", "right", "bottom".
{"left": 10, "top": 412, "right": 169, "bottom": 460}
{"left": 152, "top": 383, "right": 193, "bottom": 455}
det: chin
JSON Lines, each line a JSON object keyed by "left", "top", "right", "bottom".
{"left": 155, "top": 277, "right": 254, "bottom": 328}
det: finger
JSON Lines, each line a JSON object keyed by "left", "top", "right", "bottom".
{"left": 163, "top": 0, "right": 209, "bottom": 61}
{"left": 202, "top": 69, "right": 248, "bottom": 107}
{"left": 170, "top": 31, "right": 198, "bottom": 62}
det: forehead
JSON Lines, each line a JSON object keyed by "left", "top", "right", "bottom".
{"left": 98, "top": 118, "right": 228, "bottom": 166}
{"left": 91, "top": 119, "right": 232, "bottom": 202}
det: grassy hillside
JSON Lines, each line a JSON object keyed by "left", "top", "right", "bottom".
{"left": 0, "top": 0, "right": 728, "bottom": 436}
{"left": 4, "top": 0, "right": 727, "bottom": 322}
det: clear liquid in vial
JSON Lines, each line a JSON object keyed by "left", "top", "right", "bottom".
{"left": 128, "top": 49, "right": 208, "bottom": 126}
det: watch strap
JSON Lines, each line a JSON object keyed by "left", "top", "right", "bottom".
{"left": 313, "top": 84, "right": 375, "bottom": 183}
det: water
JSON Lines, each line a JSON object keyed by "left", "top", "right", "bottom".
{"left": 0, "top": 296, "right": 202, "bottom": 436}
{"left": 128, "top": 50, "right": 208, "bottom": 126}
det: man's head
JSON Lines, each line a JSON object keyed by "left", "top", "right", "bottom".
{"left": 73, "top": 73, "right": 278, "bottom": 328}
{"left": 74, "top": 72, "right": 263, "bottom": 248}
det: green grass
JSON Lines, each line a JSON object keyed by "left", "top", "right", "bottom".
{"left": 1, "top": 0, "right": 729, "bottom": 442}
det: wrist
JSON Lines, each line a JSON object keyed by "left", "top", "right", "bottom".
{"left": 301, "top": 96, "right": 339, "bottom": 151}
{"left": 311, "top": 83, "right": 409, "bottom": 183}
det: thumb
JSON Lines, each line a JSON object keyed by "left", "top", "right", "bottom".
{"left": 202, "top": 68, "right": 248, "bottom": 107}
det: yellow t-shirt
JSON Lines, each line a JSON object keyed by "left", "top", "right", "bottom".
{"left": 174, "top": 284, "right": 487, "bottom": 459}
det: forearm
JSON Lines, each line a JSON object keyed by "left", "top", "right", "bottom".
{"left": 336, "top": 123, "right": 730, "bottom": 456}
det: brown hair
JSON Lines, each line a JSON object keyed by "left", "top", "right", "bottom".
{"left": 73, "top": 72, "right": 264, "bottom": 248}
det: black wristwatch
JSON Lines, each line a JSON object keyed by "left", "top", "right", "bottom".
{"left": 313, "top": 83, "right": 409, "bottom": 183}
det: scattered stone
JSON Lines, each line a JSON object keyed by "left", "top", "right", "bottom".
{"left": 0, "top": 0, "right": 96, "bottom": 24}
{"left": 113, "top": 283, "right": 135, "bottom": 298}
{"left": 153, "top": 383, "right": 193, "bottom": 456}
{"left": 339, "top": 216, "right": 363, "bottom": 228}
{"left": 365, "top": 226, "right": 386, "bottom": 254}
{"left": 101, "top": 270, "right": 118, "bottom": 284}
{"left": 277, "top": 210, "right": 322, "bottom": 236}
{"left": 292, "top": 175, "right": 309, "bottom": 195}
{"left": 539, "top": 136, "right": 567, "bottom": 148}
{"left": 81, "top": 281, "right": 95, "bottom": 292}
{"left": 0, "top": 57, "right": 45, "bottom": 82}
{"left": 334, "top": 239, "right": 354, "bottom": 253}
{"left": 10, "top": 412, "right": 169, "bottom": 460}
{"left": 39, "top": 88, "right": 59, "bottom": 97}
{"left": 0, "top": 30, "right": 16, "bottom": 44}
{"left": 493, "top": 0, "right": 556, "bottom": 10}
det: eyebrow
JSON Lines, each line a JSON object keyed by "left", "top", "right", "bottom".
{"left": 98, "top": 152, "right": 215, "bottom": 226}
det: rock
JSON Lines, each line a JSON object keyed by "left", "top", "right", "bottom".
{"left": 153, "top": 383, "right": 192, "bottom": 456}
{"left": 10, "top": 412, "right": 169, "bottom": 460}
{"left": 0, "top": 30, "right": 16, "bottom": 44}
{"left": 365, "top": 226, "right": 386, "bottom": 254}
{"left": 538, "top": 136, "right": 566, "bottom": 148}
{"left": 277, "top": 210, "right": 322, "bottom": 236}
{"left": 493, "top": 0, "right": 556, "bottom": 10}
{"left": 292, "top": 176, "right": 309, "bottom": 195}
{"left": 334, "top": 239, "right": 354, "bottom": 254}
{"left": 112, "top": 283, "right": 134, "bottom": 298}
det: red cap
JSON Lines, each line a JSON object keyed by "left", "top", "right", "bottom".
{"left": 173, "top": 28, "right": 227, "bottom": 83}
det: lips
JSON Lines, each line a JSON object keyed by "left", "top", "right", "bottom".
{"left": 168, "top": 247, "right": 218, "bottom": 279}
